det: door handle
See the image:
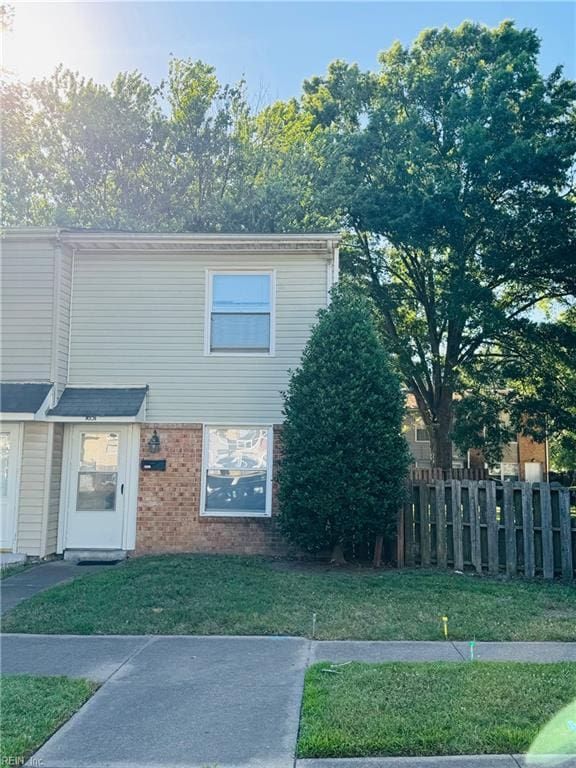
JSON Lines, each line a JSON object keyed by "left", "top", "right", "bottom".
{"left": 120, "top": 483, "right": 124, "bottom": 495}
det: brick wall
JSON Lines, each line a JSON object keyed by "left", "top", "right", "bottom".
{"left": 518, "top": 433, "right": 547, "bottom": 480}
{"left": 468, "top": 435, "right": 547, "bottom": 479}
{"left": 135, "top": 424, "right": 287, "bottom": 555}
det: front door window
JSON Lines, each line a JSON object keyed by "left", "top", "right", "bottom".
{"left": 76, "top": 432, "right": 119, "bottom": 512}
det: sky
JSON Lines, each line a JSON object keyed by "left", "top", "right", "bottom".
{"left": 2, "top": 1, "right": 575, "bottom": 104}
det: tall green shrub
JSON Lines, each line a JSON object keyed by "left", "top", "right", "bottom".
{"left": 278, "top": 284, "right": 411, "bottom": 561}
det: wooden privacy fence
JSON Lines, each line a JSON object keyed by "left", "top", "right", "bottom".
{"left": 409, "top": 467, "right": 489, "bottom": 481}
{"left": 398, "top": 480, "right": 575, "bottom": 581}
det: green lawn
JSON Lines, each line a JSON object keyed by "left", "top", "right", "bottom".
{"left": 1, "top": 675, "right": 97, "bottom": 764}
{"left": 298, "top": 661, "right": 576, "bottom": 757}
{"left": 0, "top": 562, "right": 33, "bottom": 580}
{"left": 2, "top": 555, "right": 575, "bottom": 639}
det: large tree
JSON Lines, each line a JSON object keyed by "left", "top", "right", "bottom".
{"left": 304, "top": 21, "right": 576, "bottom": 467}
{"left": 1, "top": 59, "right": 315, "bottom": 232}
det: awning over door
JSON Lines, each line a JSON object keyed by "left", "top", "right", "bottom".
{"left": 0, "top": 382, "right": 53, "bottom": 419}
{"left": 47, "top": 386, "right": 148, "bottom": 422}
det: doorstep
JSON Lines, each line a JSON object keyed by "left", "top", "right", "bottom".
{"left": 63, "top": 549, "right": 127, "bottom": 562}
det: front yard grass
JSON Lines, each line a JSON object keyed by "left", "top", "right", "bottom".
{"left": 2, "top": 555, "right": 575, "bottom": 639}
{"left": 0, "top": 675, "right": 97, "bottom": 764}
{"left": 298, "top": 661, "right": 576, "bottom": 757}
{"left": 0, "top": 561, "right": 33, "bottom": 580}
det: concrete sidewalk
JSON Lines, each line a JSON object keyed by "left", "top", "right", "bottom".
{"left": 0, "top": 560, "right": 104, "bottom": 614}
{"left": 1, "top": 635, "right": 575, "bottom": 768}
{"left": 312, "top": 640, "right": 576, "bottom": 663}
{"left": 6, "top": 635, "right": 309, "bottom": 768}
{"left": 4, "top": 635, "right": 576, "bottom": 679}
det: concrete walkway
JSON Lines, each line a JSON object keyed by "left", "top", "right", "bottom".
{"left": 3, "top": 635, "right": 309, "bottom": 768}
{"left": 312, "top": 640, "right": 576, "bottom": 663}
{"left": 1, "top": 634, "right": 575, "bottom": 768}
{"left": 0, "top": 560, "right": 104, "bottom": 614}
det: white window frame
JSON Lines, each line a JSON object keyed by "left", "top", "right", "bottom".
{"left": 414, "top": 422, "right": 430, "bottom": 443}
{"left": 204, "top": 270, "right": 276, "bottom": 357}
{"left": 200, "top": 424, "right": 273, "bottom": 518}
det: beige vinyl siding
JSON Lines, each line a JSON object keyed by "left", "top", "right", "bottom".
{"left": 404, "top": 411, "right": 432, "bottom": 467}
{"left": 69, "top": 249, "right": 330, "bottom": 422}
{"left": 16, "top": 422, "right": 51, "bottom": 556}
{"left": 0, "top": 238, "right": 56, "bottom": 381}
{"left": 46, "top": 422, "right": 63, "bottom": 554}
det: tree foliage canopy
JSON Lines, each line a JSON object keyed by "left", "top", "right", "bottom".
{"left": 2, "top": 21, "right": 575, "bottom": 467}
{"left": 304, "top": 21, "right": 576, "bottom": 466}
{"left": 1, "top": 59, "right": 320, "bottom": 232}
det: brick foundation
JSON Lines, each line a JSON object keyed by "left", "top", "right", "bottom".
{"left": 135, "top": 424, "right": 287, "bottom": 556}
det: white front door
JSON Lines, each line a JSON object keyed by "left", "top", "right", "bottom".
{"left": 0, "top": 425, "right": 22, "bottom": 551}
{"left": 65, "top": 426, "right": 130, "bottom": 550}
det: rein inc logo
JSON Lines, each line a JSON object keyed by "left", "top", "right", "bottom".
{"left": 526, "top": 700, "right": 576, "bottom": 766}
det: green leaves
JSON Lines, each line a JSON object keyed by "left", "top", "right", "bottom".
{"left": 1, "top": 58, "right": 318, "bottom": 233}
{"left": 307, "top": 21, "right": 576, "bottom": 466}
{"left": 278, "top": 284, "right": 411, "bottom": 555}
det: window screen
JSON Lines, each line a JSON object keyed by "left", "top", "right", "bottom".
{"left": 210, "top": 274, "right": 271, "bottom": 352}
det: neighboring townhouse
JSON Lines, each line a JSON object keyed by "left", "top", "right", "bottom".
{"left": 1, "top": 229, "right": 339, "bottom": 559}
{"left": 404, "top": 395, "right": 548, "bottom": 481}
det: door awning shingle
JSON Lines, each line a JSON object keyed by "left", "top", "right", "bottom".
{"left": 0, "top": 382, "right": 53, "bottom": 416}
{"left": 47, "top": 387, "right": 148, "bottom": 420}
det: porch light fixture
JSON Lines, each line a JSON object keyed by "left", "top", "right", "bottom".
{"left": 148, "top": 430, "right": 161, "bottom": 454}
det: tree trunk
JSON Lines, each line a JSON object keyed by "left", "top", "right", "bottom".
{"left": 430, "top": 407, "right": 454, "bottom": 469}
{"left": 430, "top": 428, "right": 453, "bottom": 470}
{"left": 330, "top": 542, "right": 347, "bottom": 565}
{"left": 373, "top": 535, "right": 384, "bottom": 568}
{"left": 429, "top": 392, "right": 454, "bottom": 470}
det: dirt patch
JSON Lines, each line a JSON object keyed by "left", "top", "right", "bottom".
{"left": 264, "top": 557, "right": 395, "bottom": 574}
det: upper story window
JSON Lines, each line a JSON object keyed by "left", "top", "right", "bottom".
{"left": 207, "top": 272, "right": 274, "bottom": 355}
{"left": 414, "top": 420, "right": 429, "bottom": 442}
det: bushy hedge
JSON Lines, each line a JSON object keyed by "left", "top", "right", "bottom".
{"left": 278, "top": 284, "right": 411, "bottom": 560}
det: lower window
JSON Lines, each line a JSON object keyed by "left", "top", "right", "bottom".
{"left": 201, "top": 426, "right": 272, "bottom": 517}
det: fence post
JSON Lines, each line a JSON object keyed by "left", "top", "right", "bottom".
{"left": 435, "top": 481, "right": 447, "bottom": 569}
{"left": 559, "top": 488, "right": 574, "bottom": 582}
{"left": 469, "top": 481, "right": 482, "bottom": 574}
{"left": 485, "top": 481, "right": 499, "bottom": 575}
{"left": 503, "top": 482, "right": 517, "bottom": 577}
{"left": 404, "top": 493, "right": 415, "bottom": 567}
{"left": 521, "top": 483, "right": 535, "bottom": 579}
{"left": 540, "top": 483, "right": 554, "bottom": 580}
{"left": 396, "top": 503, "right": 405, "bottom": 569}
{"left": 451, "top": 480, "right": 464, "bottom": 571}
{"left": 420, "top": 483, "right": 431, "bottom": 566}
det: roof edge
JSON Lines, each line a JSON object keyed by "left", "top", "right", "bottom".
{"left": 2, "top": 227, "right": 339, "bottom": 242}
{"left": 2, "top": 227, "right": 61, "bottom": 241}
